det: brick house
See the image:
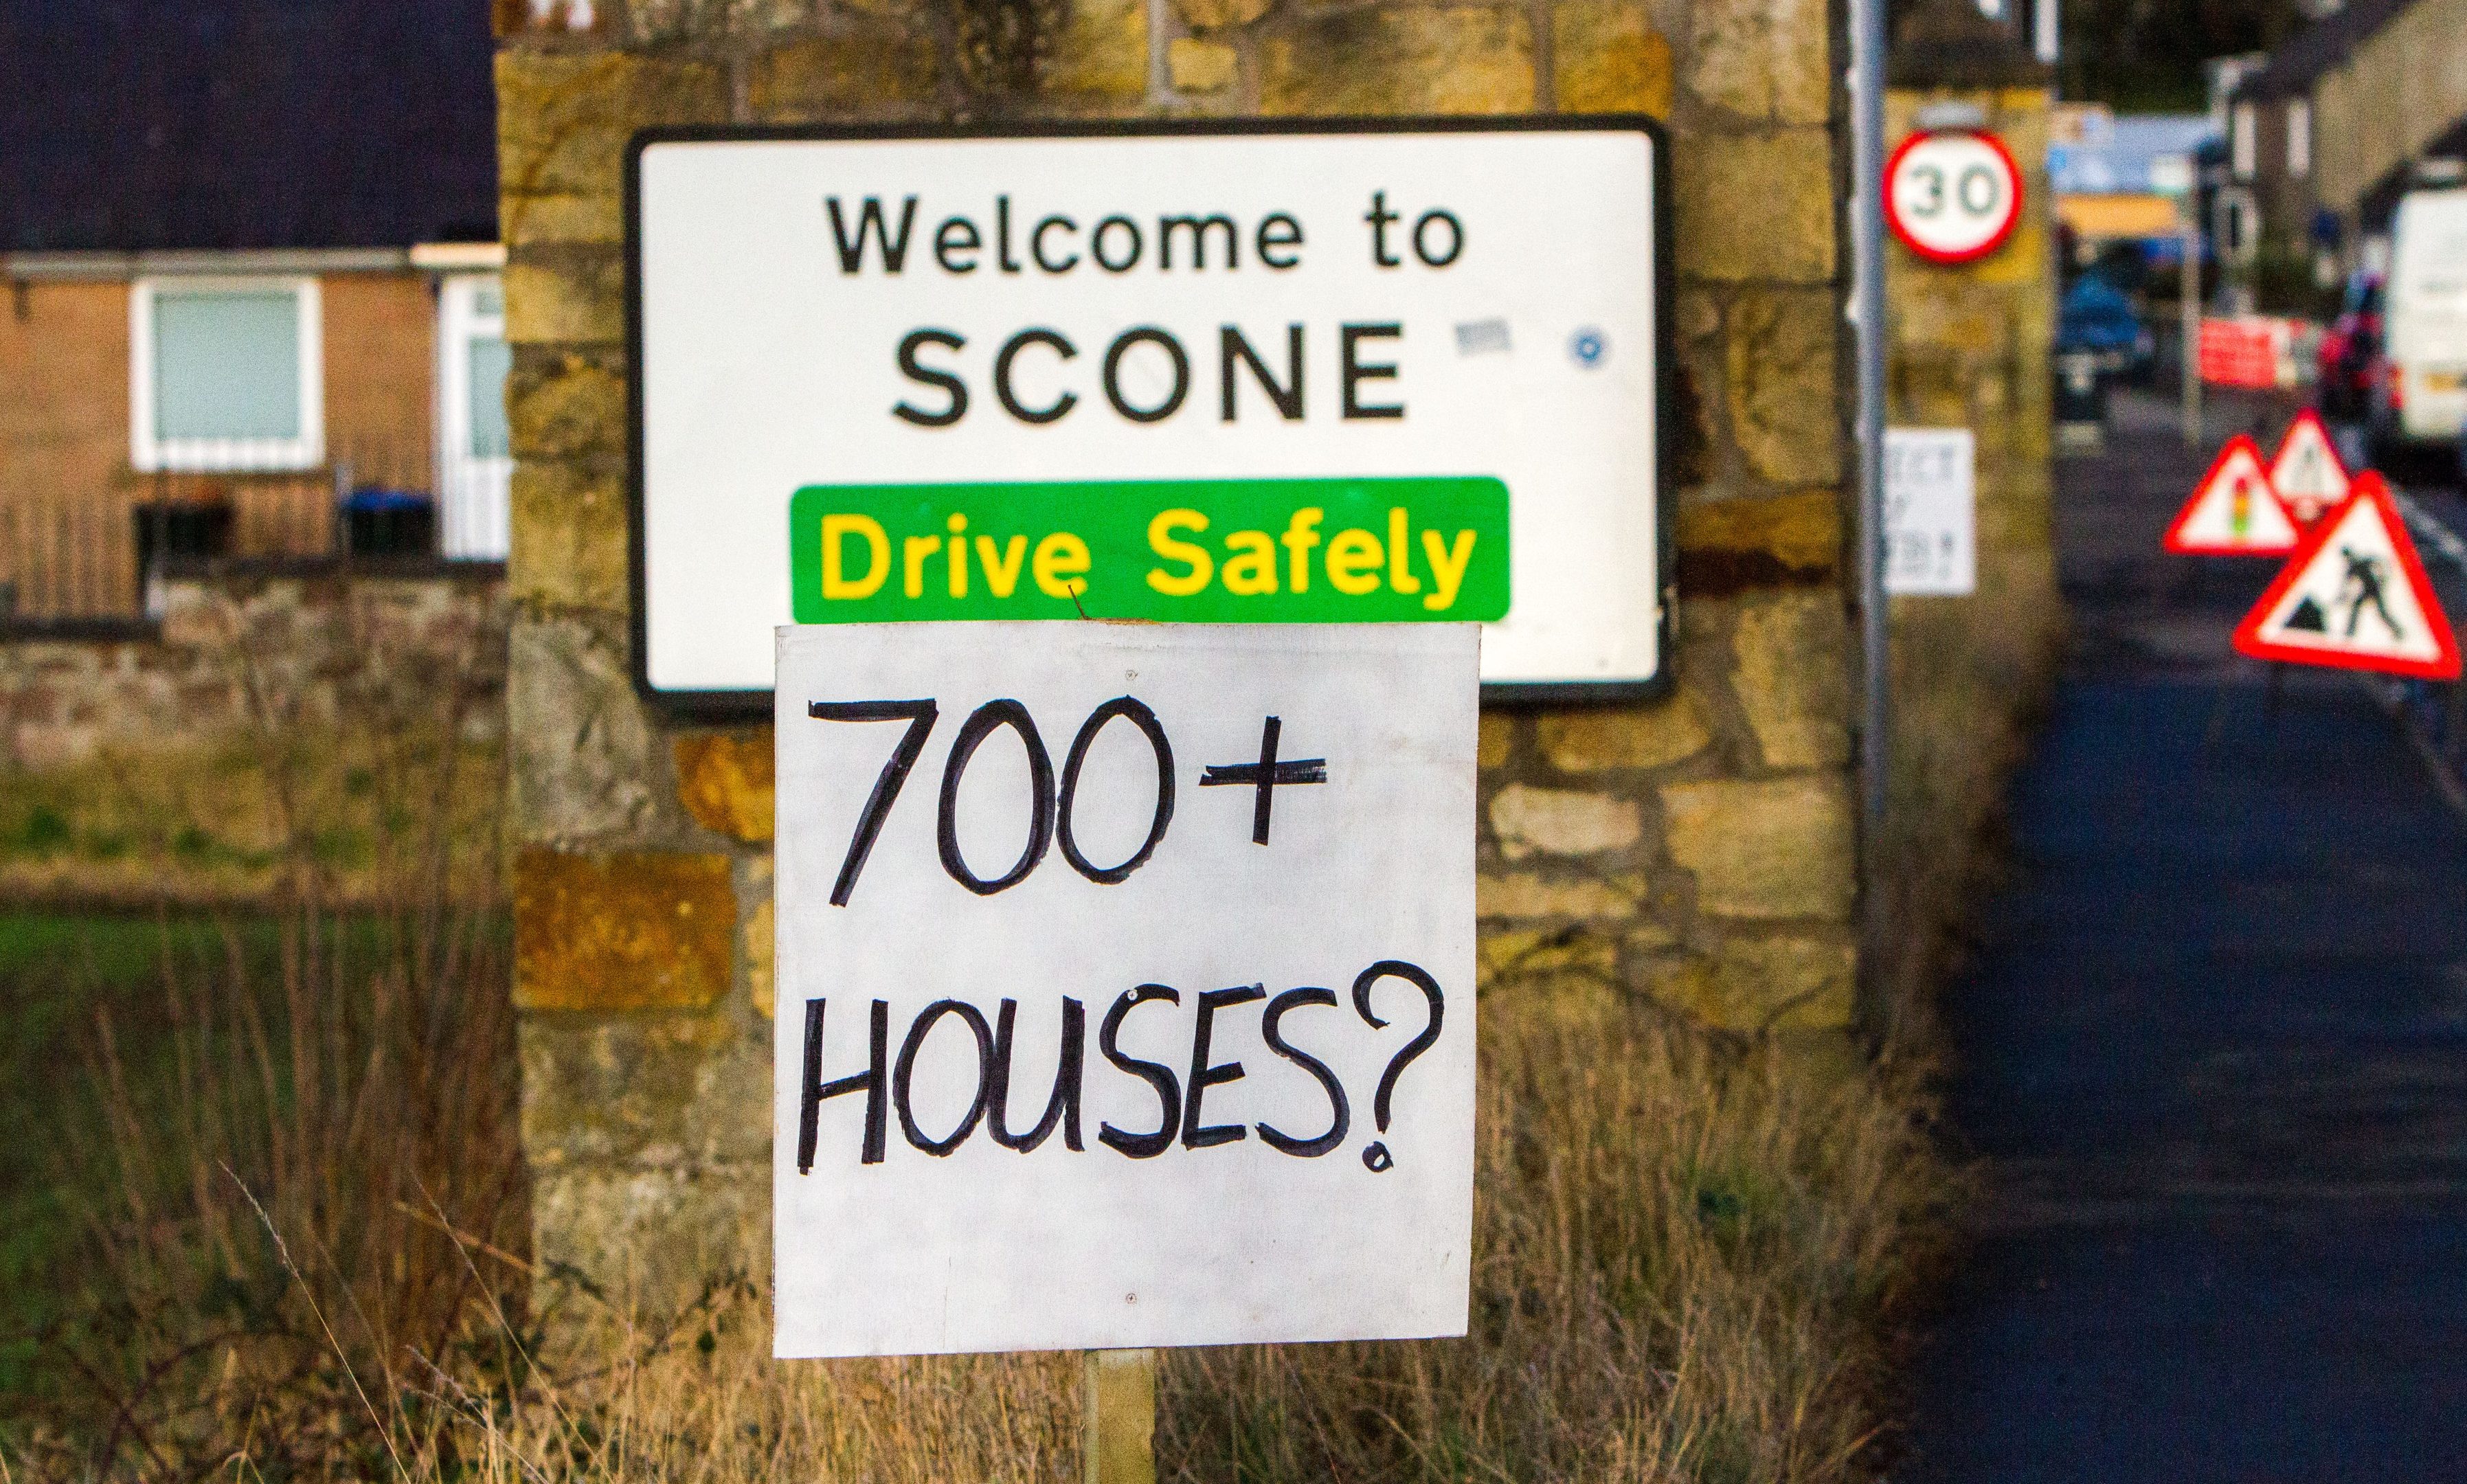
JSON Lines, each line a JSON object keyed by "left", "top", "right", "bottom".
{"left": 0, "top": 0, "right": 505, "bottom": 624}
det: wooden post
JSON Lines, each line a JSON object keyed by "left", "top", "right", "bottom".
{"left": 1083, "top": 1349, "right": 1157, "bottom": 1484}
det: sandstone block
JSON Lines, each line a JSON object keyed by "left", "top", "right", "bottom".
{"left": 1731, "top": 589, "right": 1849, "bottom": 769}
{"left": 1491, "top": 783, "right": 1643, "bottom": 859}
{"left": 509, "top": 616, "right": 657, "bottom": 842}
{"left": 1659, "top": 775, "right": 1854, "bottom": 919}
{"left": 1726, "top": 289, "right": 1843, "bottom": 485}
{"left": 674, "top": 730, "right": 776, "bottom": 842}
{"left": 526, "top": 1160, "right": 768, "bottom": 1307}
{"left": 497, "top": 52, "right": 726, "bottom": 201}
{"left": 1676, "top": 489, "right": 1840, "bottom": 580}
{"left": 507, "top": 352, "right": 627, "bottom": 464}
{"left": 1169, "top": 37, "right": 1240, "bottom": 91}
{"left": 749, "top": 28, "right": 939, "bottom": 120}
{"left": 1537, "top": 695, "right": 1711, "bottom": 772}
{"left": 506, "top": 254, "right": 624, "bottom": 346}
{"left": 510, "top": 462, "right": 628, "bottom": 613}
{"left": 1046, "top": 0, "right": 1148, "bottom": 99}
{"left": 1477, "top": 870, "right": 1647, "bottom": 919}
{"left": 1675, "top": 129, "right": 1835, "bottom": 284}
{"left": 629, "top": 0, "right": 816, "bottom": 42}
{"left": 744, "top": 886, "right": 776, "bottom": 1019}
{"left": 513, "top": 847, "right": 738, "bottom": 1011}
{"left": 1261, "top": 9, "right": 1533, "bottom": 115}
{"left": 1173, "top": 0, "right": 1270, "bottom": 27}
{"left": 503, "top": 190, "right": 622, "bottom": 249}
{"left": 1478, "top": 710, "right": 1516, "bottom": 769}
{"left": 1687, "top": 0, "right": 1828, "bottom": 124}
{"left": 1478, "top": 923, "right": 1620, "bottom": 986}
{"left": 1552, "top": 0, "right": 1672, "bottom": 114}
{"left": 518, "top": 1009, "right": 761, "bottom": 1167}
{"left": 1646, "top": 934, "right": 1853, "bottom": 1031}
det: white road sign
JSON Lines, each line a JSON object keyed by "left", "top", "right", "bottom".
{"left": 631, "top": 122, "right": 1670, "bottom": 707}
{"left": 1885, "top": 130, "right": 2024, "bottom": 265}
{"left": 1884, "top": 427, "right": 1976, "bottom": 595}
{"left": 2266, "top": 407, "right": 2351, "bottom": 525}
{"left": 772, "top": 622, "right": 1478, "bottom": 1357}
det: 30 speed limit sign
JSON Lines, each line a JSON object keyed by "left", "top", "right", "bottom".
{"left": 1884, "top": 130, "right": 2023, "bottom": 265}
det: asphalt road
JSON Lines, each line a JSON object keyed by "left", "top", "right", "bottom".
{"left": 1899, "top": 390, "right": 2467, "bottom": 1482}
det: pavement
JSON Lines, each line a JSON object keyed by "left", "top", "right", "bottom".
{"left": 1897, "top": 389, "right": 2467, "bottom": 1482}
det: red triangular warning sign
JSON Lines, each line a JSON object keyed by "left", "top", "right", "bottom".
{"left": 2233, "top": 472, "right": 2462, "bottom": 679}
{"left": 2267, "top": 408, "right": 2351, "bottom": 526}
{"left": 2164, "top": 434, "right": 2299, "bottom": 554}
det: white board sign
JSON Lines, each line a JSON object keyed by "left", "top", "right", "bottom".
{"left": 772, "top": 622, "right": 1478, "bottom": 1357}
{"left": 1884, "top": 427, "right": 1976, "bottom": 596}
{"left": 632, "top": 122, "right": 1671, "bottom": 708}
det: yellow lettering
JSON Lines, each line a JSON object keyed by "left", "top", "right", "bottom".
{"left": 1034, "top": 532, "right": 1090, "bottom": 598}
{"left": 903, "top": 535, "right": 940, "bottom": 598}
{"left": 1147, "top": 509, "right": 1214, "bottom": 596}
{"left": 977, "top": 535, "right": 1028, "bottom": 597}
{"left": 1386, "top": 507, "right": 1421, "bottom": 593}
{"left": 1221, "top": 530, "right": 1278, "bottom": 595}
{"left": 1326, "top": 528, "right": 1382, "bottom": 595}
{"left": 947, "top": 535, "right": 968, "bottom": 597}
{"left": 820, "top": 514, "right": 889, "bottom": 600}
{"left": 1420, "top": 528, "right": 1476, "bottom": 611}
{"left": 1280, "top": 507, "right": 1322, "bottom": 593}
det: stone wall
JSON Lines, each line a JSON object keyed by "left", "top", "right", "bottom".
{"left": 497, "top": 0, "right": 1860, "bottom": 1295}
{"left": 0, "top": 559, "right": 507, "bottom": 902}
{"left": 1873, "top": 73, "right": 2062, "bottom": 1006}
{"left": 0, "top": 559, "right": 506, "bottom": 771}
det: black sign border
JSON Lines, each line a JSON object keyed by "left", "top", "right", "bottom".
{"left": 623, "top": 115, "right": 1676, "bottom": 716}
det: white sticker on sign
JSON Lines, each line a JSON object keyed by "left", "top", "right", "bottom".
{"left": 773, "top": 622, "right": 1478, "bottom": 1358}
{"left": 1884, "top": 427, "right": 1977, "bottom": 596}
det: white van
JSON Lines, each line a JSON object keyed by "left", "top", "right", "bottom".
{"left": 2375, "top": 186, "right": 2467, "bottom": 453}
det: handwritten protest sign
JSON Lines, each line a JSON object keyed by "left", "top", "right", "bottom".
{"left": 772, "top": 622, "right": 1478, "bottom": 1358}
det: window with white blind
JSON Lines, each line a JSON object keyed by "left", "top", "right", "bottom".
{"left": 2288, "top": 100, "right": 2311, "bottom": 179}
{"left": 2232, "top": 102, "right": 2257, "bottom": 182}
{"left": 130, "top": 279, "right": 323, "bottom": 472}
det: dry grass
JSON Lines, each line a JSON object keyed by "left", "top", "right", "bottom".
{"left": 3, "top": 601, "right": 1951, "bottom": 1481}
{"left": 4, "top": 928, "right": 1947, "bottom": 1483}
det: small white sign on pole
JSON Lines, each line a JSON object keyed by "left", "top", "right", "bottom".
{"left": 773, "top": 622, "right": 1478, "bottom": 1358}
{"left": 1883, "top": 427, "right": 1976, "bottom": 596}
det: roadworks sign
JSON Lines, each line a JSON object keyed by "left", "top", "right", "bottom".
{"left": 2233, "top": 472, "right": 2462, "bottom": 679}
{"left": 2267, "top": 408, "right": 2351, "bottom": 526}
{"left": 2163, "top": 434, "right": 2297, "bottom": 554}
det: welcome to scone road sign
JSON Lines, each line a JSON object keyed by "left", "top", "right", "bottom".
{"left": 630, "top": 120, "right": 1671, "bottom": 706}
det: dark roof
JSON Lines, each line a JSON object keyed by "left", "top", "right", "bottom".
{"left": 0, "top": 0, "right": 497, "bottom": 255}
{"left": 2235, "top": 0, "right": 2421, "bottom": 102}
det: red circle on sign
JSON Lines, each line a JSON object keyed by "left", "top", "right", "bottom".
{"left": 1885, "top": 129, "right": 2024, "bottom": 265}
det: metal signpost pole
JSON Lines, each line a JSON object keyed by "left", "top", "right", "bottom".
{"left": 1850, "top": 0, "right": 1891, "bottom": 848}
{"left": 2182, "top": 218, "right": 2204, "bottom": 445}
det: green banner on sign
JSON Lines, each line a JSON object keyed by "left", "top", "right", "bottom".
{"left": 787, "top": 477, "right": 1510, "bottom": 624}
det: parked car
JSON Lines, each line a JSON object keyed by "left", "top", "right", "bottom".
{"left": 2315, "top": 271, "right": 2383, "bottom": 419}
{"left": 2370, "top": 187, "right": 2467, "bottom": 458}
{"left": 2058, "top": 273, "right": 2155, "bottom": 384}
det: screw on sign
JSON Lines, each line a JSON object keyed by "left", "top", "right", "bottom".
{"left": 1885, "top": 130, "right": 2024, "bottom": 265}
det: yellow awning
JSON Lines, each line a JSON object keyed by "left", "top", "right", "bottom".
{"left": 2056, "top": 193, "right": 2187, "bottom": 240}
